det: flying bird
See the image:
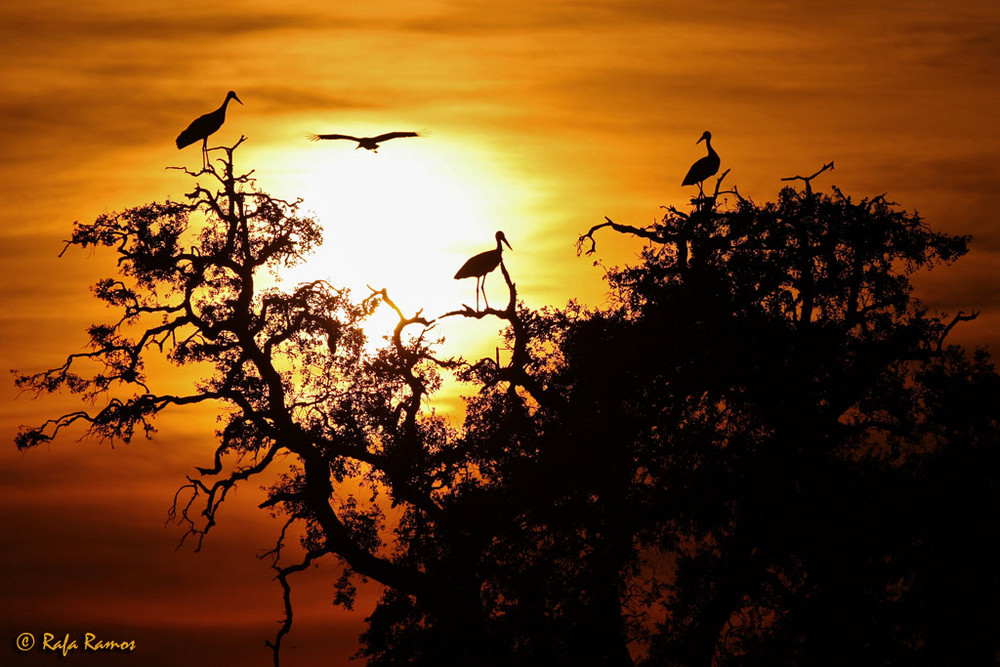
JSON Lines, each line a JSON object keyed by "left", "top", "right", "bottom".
{"left": 681, "top": 131, "right": 721, "bottom": 195}
{"left": 454, "top": 231, "right": 512, "bottom": 311}
{"left": 306, "top": 131, "right": 420, "bottom": 152}
{"left": 176, "top": 91, "right": 242, "bottom": 169}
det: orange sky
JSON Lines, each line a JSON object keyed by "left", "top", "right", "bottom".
{"left": 2, "top": 1, "right": 999, "bottom": 664}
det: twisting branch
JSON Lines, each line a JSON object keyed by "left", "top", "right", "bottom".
{"left": 261, "top": 519, "right": 328, "bottom": 667}
{"left": 781, "top": 161, "right": 835, "bottom": 196}
{"left": 689, "top": 168, "right": 733, "bottom": 211}
{"left": 713, "top": 168, "right": 732, "bottom": 198}
{"left": 712, "top": 169, "right": 749, "bottom": 206}
{"left": 368, "top": 286, "right": 432, "bottom": 336}
{"left": 576, "top": 217, "right": 665, "bottom": 256}
{"left": 169, "top": 443, "right": 283, "bottom": 551}
{"left": 435, "top": 262, "right": 553, "bottom": 406}
{"left": 937, "top": 310, "right": 979, "bottom": 352}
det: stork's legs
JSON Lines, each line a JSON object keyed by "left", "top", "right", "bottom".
{"left": 201, "top": 138, "right": 209, "bottom": 170}
{"left": 470, "top": 276, "right": 493, "bottom": 311}
{"left": 480, "top": 276, "right": 490, "bottom": 310}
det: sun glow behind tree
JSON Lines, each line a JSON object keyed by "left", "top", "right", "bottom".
{"left": 247, "top": 131, "right": 536, "bottom": 392}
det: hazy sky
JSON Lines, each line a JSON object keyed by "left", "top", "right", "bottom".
{"left": 2, "top": 1, "right": 998, "bottom": 664}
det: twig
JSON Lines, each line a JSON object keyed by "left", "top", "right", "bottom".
{"left": 781, "top": 161, "right": 835, "bottom": 196}
{"left": 576, "top": 217, "right": 664, "bottom": 256}
{"left": 937, "top": 310, "right": 979, "bottom": 352}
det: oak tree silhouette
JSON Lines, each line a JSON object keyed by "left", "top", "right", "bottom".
{"left": 568, "top": 164, "right": 997, "bottom": 666}
{"left": 16, "top": 146, "right": 999, "bottom": 666}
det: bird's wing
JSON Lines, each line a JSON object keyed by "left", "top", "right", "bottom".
{"left": 176, "top": 116, "right": 209, "bottom": 149}
{"left": 454, "top": 252, "right": 483, "bottom": 279}
{"left": 176, "top": 125, "right": 200, "bottom": 149}
{"left": 454, "top": 262, "right": 475, "bottom": 280}
{"left": 681, "top": 164, "right": 700, "bottom": 186}
{"left": 682, "top": 157, "right": 710, "bottom": 186}
{"left": 371, "top": 132, "right": 419, "bottom": 142}
{"left": 454, "top": 250, "right": 498, "bottom": 279}
{"left": 307, "top": 134, "right": 360, "bottom": 142}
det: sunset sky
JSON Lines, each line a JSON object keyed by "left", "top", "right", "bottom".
{"left": 2, "top": 0, "right": 999, "bottom": 664}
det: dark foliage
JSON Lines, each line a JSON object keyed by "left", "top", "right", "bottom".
{"left": 17, "top": 147, "right": 998, "bottom": 666}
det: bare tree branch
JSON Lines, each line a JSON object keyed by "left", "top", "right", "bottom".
{"left": 937, "top": 310, "right": 980, "bottom": 352}
{"left": 781, "top": 161, "right": 835, "bottom": 196}
{"left": 576, "top": 217, "right": 666, "bottom": 256}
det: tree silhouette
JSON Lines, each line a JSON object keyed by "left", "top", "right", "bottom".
{"left": 569, "top": 163, "right": 997, "bottom": 665}
{"left": 16, "top": 145, "right": 999, "bottom": 666}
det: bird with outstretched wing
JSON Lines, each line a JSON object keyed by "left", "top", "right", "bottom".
{"left": 306, "top": 131, "right": 420, "bottom": 152}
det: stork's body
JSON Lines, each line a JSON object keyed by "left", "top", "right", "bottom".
{"left": 681, "top": 131, "right": 720, "bottom": 195}
{"left": 454, "top": 231, "right": 512, "bottom": 310}
{"left": 306, "top": 131, "right": 420, "bottom": 152}
{"left": 176, "top": 91, "right": 242, "bottom": 169}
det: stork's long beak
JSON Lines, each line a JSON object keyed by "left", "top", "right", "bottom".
{"left": 696, "top": 135, "right": 705, "bottom": 144}
{"left": 503, "top": 237, "right": 512, "bottom": 251}
{"left": 232, "top": 93, "right": 243, "bottom": 105}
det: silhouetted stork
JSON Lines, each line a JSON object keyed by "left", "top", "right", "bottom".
{"left": 454, "top": 231, "right": 512, "bottom": 310}
{"left": 306, "top": 131, "right": 420, "bottom": 152}
{"left": 176, "top": 91, "right": 242, "bottom": 169}
{"left": 681, "top": 131, "right": 720, "bottom": 196}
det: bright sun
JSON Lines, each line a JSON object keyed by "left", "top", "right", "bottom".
{"left": 254, "top": 130, "right": 529, "bottom": 367}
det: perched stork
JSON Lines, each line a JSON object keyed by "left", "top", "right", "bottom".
{"left": 681, "top": 131, "right": 720, "bottom": 196}
{"left": 454, "top": 231, "right": 512, "bottom": 310}
{"left": 306, "top": 131, "right": 420, "bottom": 152}
{"left": 176, "top": 91, "right": 242, "bottom": 169}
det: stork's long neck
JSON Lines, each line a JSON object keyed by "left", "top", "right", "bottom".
{"left": 704, "top": 136, "right": 716, "bottom": 158}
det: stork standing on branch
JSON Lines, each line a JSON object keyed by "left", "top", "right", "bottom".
{"left": 306, "top": 131, "right": 420, "bottom": 152}
{"left": 681, "top": 130, "right": 721, "bottom": 197}
{"left": 454, "top": 231, "right": 512, "bottom": 311}
{"left": 176, "top": 91, "right": 243, "bottom": 169}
